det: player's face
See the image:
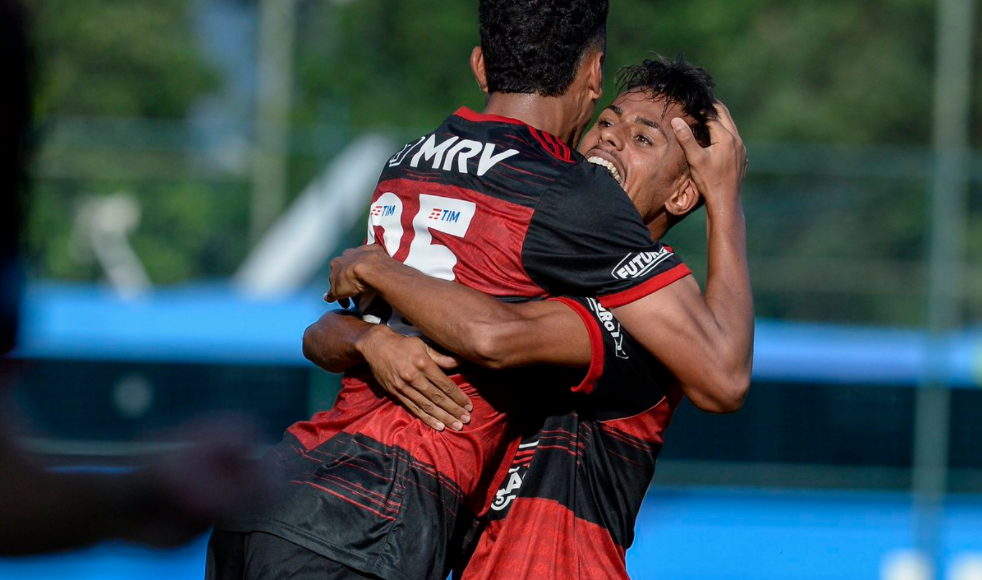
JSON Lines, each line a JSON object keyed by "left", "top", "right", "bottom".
{"left": 579, "top": 90, "right": 693, "bottom": 223}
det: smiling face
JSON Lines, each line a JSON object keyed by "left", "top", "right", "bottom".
{"left": 579, "top": 89, "right": 696, "bottom": 226}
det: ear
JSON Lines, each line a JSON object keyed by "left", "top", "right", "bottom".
{"left": 666, "top": 178, "right": 701, "bottom": 217}
{"left": 586, "top": 49, "right": 604, "bottom": 101}
{"left": 470, "top": 46, "right": 489, "bottom": 94}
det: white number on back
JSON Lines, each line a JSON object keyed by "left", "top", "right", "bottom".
{"left": 363, "top": 193, "right": 476, "bottom": 331}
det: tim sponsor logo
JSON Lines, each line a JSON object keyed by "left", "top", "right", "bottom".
{"left": 586, "top": 298, "right": 628, "bottom": 360}
{"left": 370, "top": 204, "right": 397, "bottom": 218}
{"left": 427, "top": 208, "right": 460, "bottom": 223}
{"left": 612, "top": 247, "right": 673, "bottom": 280}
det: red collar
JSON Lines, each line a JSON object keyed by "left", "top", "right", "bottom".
{"left": 454, "top": 107, "right": 528, "bottom": 126}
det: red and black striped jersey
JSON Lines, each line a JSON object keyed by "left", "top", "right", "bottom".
{"left": 219, "top": 109, "right": 690, "bottom": 580}
{"left": 363, "top": 108, "right": 690, "bottom": 313}
{"left": 457, "top": 297, "right": 683, "bottom": 580}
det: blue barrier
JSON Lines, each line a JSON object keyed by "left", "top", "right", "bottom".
{"left": 11, "top": 283, "right": 982, "bottom": 388}
{"left": 1, "top": 488, "right": 980, "bottom": 580}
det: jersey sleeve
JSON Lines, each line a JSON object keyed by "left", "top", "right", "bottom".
{"left": 548, "top": 296, "right": 676, "bottom": 416}
{"left": 521, "top": 163, "right": 691, "bottom": 308}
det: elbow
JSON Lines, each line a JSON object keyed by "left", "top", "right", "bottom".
{"left": 301, "top": 325, "right": 315, "bottom": 363}
{"left": 717, "top": 375, "right": 751, "bottom": 413}
{"left": 302, "top": 323, "right": 340, "bottom": 373}
{"left": 301, "top": 324, "right": 318, "bottom": 363}
{"left": 467, "top": 321, "right": 513, "bottom": 370}
{"left": 690, "top": 366, "right": 751, "bottom": 414}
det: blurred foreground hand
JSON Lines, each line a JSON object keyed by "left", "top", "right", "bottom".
{"left": 0, "top": 410, "right": 272, "bottom": 556}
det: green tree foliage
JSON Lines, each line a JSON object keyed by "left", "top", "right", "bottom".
{"left": 23, "top": 0, "right": 981, "bottom": 325}
{"left": 24, "top": 0, "right": 240, "bottom": 284}
{"left": 293, "top": 0, "right": 483, "bottom": 132}
{"left": 27, "top": 0, "right": 219, "bottom": 118}
{"left": 300, "top": 0, "right": 975, "bottom": 325}
{"left": 300, "top": 0, "right": 943, "bottom": 146}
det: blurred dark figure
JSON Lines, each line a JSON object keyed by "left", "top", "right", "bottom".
{"left": 0, "top": 0, "right": 266, "bottom": 555}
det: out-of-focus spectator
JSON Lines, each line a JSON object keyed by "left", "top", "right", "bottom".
{"left": 0, "top": 0, "right": 267, "bottom": 556}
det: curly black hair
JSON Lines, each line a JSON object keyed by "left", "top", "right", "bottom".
{"left": 616, "top": 55, "right": 718, "bottom": 147}
{"left": 479, "top": 0, "right": 608, "bottom": 97}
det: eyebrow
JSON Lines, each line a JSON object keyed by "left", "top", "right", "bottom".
{"left": 634, "top": 116, "right": 661, "bottom": 131}
{"left": 607, "top": 105, "right": 662, "bottom": 132}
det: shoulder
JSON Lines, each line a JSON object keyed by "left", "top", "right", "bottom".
{"left": 530, "top": 160, "right": 647, "bottom": 240}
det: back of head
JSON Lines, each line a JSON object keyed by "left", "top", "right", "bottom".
{"left": 617, "top": 55, "right": 717, "bottom": 147}
{"left": 479, "top": 0, "right": 608, "bottom": 97}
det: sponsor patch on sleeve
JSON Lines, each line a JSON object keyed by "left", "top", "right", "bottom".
{"left": 611, "top": 247, "right": 673, "bottom": 280}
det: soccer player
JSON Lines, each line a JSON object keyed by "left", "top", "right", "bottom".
{"left": 319, "top": 57, "right": 744, "bottom": 579}
{"left": 208, "top": 3, "right": 751, "bottom": 580}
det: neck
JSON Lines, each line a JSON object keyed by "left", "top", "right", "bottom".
{"left": 482, "top": 92, "right": 583, "bottom": 146}
{"left": 646, "top": 215, "right": 670, "bottom": 242}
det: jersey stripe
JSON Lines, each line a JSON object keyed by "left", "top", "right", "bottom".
{"left": 598, "top": 262, "right": 692, "bottom": 309}
{"left": 548, "top": 296, "right": 605, "bottom": 394}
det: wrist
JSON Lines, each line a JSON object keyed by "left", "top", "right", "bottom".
{"left": 352, "top": 249, "right": 390, "bottom": 289}
{"left": 354, "top": 322, "right": 390, "bottom": 361}
{"left": 704, "top": 190, "right": 743, "bottom": 215}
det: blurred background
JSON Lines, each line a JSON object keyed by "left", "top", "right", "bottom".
{"left": 2, "top": 0, "right": 981, "bottom": 578}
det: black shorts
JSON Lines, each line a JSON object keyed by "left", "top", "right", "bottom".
{"left": 205, "top": 529, "right": 381, "bottom": 580}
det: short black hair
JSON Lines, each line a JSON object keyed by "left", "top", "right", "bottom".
{"left": 616, "top": 55, "right": 718, "bottom": 147}
{"left": 479, "top": 0, "right": 608, "bottom": 97}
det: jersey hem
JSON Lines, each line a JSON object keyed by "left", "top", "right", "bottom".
{"left": 547, "top": 297, "right": 605, "bottom": 395}
{"left": 214, "top": 518, "right": 416, "bottom": 580}
{"left": 597, "top": 264, "right": 692, "bottom": 309}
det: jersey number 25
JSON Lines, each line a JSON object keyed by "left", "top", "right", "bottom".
{"left": 361, "top": 193, "right": 476, "bottom": 332}
{"left": 367, "top": 192, "right": 477, "bottom": 281}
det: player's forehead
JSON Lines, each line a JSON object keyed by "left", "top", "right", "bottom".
{"left": 604, "top": 90, "right": 687, "bottom": 129}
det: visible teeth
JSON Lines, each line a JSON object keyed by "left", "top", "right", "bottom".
{"left": 587, "top": 156, "right": 622, "bottom": 184}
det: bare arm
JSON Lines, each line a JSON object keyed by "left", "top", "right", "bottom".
{"left": 302, "top": 310, "right": 475, "bottom": 431}
{"left": 612, "top": 105, "right": 753, "bottom": 414}
{"left": 327, "top": 249, "right": 591, "bottom": 370}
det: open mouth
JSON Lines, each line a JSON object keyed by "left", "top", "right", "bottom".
{"left": 587, "top": 155, "right": 623, "bottom": 186}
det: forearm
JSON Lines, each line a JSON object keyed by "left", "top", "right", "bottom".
{"left": 702, "top": 196, "right": 754, "bottom": 388}
{"left": 355, "top": 260, "right": 589, "bottom": 368}
{"left": 612, "top": 109, "right": 755, "bottom": 413}
{"left": 612, "top": 202, "right": 753, "bottom": 413}
{"left": 302, "top": 310, "right": 389, "bottom": 373}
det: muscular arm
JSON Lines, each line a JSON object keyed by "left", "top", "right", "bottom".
{"left": 308, "top": 266, "right": 591, "bottom": 429}
{"left": 329, "top": 255, "right": 591, "bottom": 370}
{"left": 612, "top": 110, "right": 753, "bottom": 414}
{"left": 302, "top": 309, "right": 478, "bottom": 431}
{"left": 302, "top": 309, "right": 389, "bottom": 373}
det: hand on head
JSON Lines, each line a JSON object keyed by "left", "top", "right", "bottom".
{"left": 670, "top": 101, "right": 747, "bottom": 207}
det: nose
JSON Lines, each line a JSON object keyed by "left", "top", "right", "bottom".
{"left": 598, "top": 123, "right": 624, "bottom": 150}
